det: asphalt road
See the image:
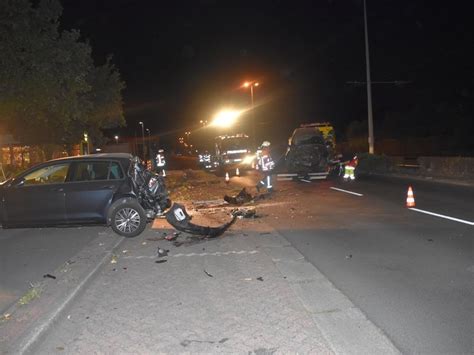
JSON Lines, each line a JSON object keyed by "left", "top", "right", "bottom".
{"left": 0, "top": 226, "right": 106, "bottom": 313}
{"left": 1, "top": 166, "right": 472, "bottom": 354}
{"left": 267, "top": 174, "right": 473, "bottom": 354}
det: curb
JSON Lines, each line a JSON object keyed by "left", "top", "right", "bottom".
{"left": 0, "top": 231, "right": 125, "bottom": 355}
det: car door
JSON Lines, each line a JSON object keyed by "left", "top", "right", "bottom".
{"left": 64, "top": 160, "right": 124, "bottom": 223}
{"left": 3, "top": 162, "right": 70, "bottom": 225}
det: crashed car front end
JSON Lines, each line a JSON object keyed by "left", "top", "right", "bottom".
{"left": 129, "top": 157, "right": 171, "bottom": 219}
{"left": 128, "top": 156, "right": 237, "bottom": 238}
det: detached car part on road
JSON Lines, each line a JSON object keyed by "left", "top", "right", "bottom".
{"left": 0, "top": 154, "right": 171, "bottom": 237}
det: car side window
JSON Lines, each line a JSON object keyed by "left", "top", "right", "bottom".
{"left": 23, "top": 164, "right": 70, "bottom": 186}
{"left": 70, "top": 161, "right": 123, "bottom": 182}
{"left": 108, "top": 162, "right": 124, "bottom": 180}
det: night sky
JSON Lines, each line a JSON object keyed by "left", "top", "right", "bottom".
{"left": 60, "top": 0, "right": 474, "bottom": 149}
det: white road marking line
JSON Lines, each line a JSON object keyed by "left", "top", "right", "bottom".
{"left": 330, "top": 187, "right": 363, "bottom": 196}
{"left": 277, "top": 173, "right": 297, "bottom": 177}
{"left": 409, "top": 208, "right": 474, "bottom": 226}
{"left": 123, "top": 250, "right": 260, "bottom": 259}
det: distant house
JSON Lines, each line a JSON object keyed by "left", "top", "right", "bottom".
{"left": 0, "top": 133, "right": 31, "bottom": 167}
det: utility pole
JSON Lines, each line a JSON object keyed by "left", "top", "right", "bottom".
{"left": 363, "top": 0, "right": 374, "bottom": 154}
{"left": 139, "top": 121, "right": 145, "bottom": 161}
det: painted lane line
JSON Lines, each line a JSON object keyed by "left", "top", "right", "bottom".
{"left": 330, "top": 187, "right": 364, "bottom": 197}
{"left": 409, "top": 208, "right": 474, "bottom": 226}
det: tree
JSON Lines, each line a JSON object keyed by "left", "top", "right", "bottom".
{"left": 0, "top": 0, "right": 125, "bottom": 158}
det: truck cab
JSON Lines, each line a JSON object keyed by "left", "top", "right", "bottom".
{"left": 214, "top": 134, "right": 254, "bottom": 175}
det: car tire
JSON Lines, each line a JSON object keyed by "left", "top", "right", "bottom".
{"left": 108, "top": 198, "right": 147, "bottom": 238}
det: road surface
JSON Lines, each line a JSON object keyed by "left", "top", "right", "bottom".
{"left": 267, "top": 174, "right": 473, "bottom": 354}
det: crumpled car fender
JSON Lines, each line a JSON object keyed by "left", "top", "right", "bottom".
{"left": 165, "top": 203, "right": 236, "bottom": 237}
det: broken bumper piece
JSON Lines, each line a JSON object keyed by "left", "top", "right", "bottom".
{"left": 165, "top": 203, "right": 236, "bottom": 237}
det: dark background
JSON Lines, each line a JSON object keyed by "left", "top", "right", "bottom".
{"left": 60, "top": 0, "right": 474, "bottom": 154}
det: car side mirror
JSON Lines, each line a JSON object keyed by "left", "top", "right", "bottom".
{"left": 13, "top": 177, "right": 25, "bottom": 187}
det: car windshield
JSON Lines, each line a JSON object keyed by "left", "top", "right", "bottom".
{"left": 291, "top": 128, "right": 325, "bottom": 145}
{"left": 219, "top": 137, "right": 249, "bottom": 151}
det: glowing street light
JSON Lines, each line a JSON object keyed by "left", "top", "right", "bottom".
{"left": 114, "top": 135, "right": 119, "bottom": 144}
{"left": 242, "top": 81, "right": 260, "bottom": 146}
{"left": 210, "top": 109, "right": 242, "bottom": 128}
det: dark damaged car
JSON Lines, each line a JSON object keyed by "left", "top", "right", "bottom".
{"left": 0, "top": 153, "right": 170, "bottom": 237}
{"left": 285, "top": 125, "right": 331, "bottom": 175}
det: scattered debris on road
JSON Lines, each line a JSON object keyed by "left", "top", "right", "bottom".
{"left": 165, "top": 232, "right": 180, "bottom": 241}
{"left": 155, "top": 260, "right": 167, "bottom": 264}
{"left": 43, "top": 274, "right": 56, "bottom": 280}
{"left": 231, "top": 207, "right": 257, "bottom": 219}
{"left": 345, "top": 254, "right": 352, "bottom": 259}
{"left": 257, "top": 277, "right": 264, "bottom": 281}
{"left": 204, "top": 269, "right": 214, "bottom": 277}
{"left": 110, "top": 255, "right": 118, "bottom": 264}
{"left": 157, "top": 248, "right": 169, "bottom": 258}
{"left": 224, "top": 188, "right": 253, "bottom": 205}
{"left": 1, "top": 313, "right": 11, "bottom": 322}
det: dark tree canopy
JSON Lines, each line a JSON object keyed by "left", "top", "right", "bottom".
{"left": 0, "top": 0, "right": 125, "bottom": 155}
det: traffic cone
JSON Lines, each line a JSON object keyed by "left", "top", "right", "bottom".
{"left": 406, "top": 186, "right": 415, "bottom": 207}
{"left": 235, "top": 168, "right": 240, "bottom": 176}
{"left": 225, "top": 172, "right": 230, "bottom": 184}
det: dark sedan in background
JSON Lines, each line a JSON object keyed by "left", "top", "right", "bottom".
{"left": 0, "top": 153, "right": 168, "bottom": 237}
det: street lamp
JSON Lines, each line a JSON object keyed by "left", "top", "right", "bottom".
{"left": 114, "top": 135, "right": 119, "bottom": 144}
{"left": 146, "top": 128, "right": 152, "bottom": 162}
{"left": 242, "top": 81, "right": 260, "bottom": 146}
{"left": 363, "top": 0, "right": 374, "bottom": 154}
{"left": 139, "top": 121, "right": 145, "bottom": 160}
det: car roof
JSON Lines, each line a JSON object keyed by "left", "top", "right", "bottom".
{"left": 51, "top": 153, "right": 133, "bottom": 163}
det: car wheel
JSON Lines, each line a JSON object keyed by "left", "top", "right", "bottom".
{"left": 109, "top": 199, "right": 147, "bottom": 237}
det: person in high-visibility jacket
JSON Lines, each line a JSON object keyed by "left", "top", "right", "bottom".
{"left": 343, "top": 155, "right": 358, "bottom": 180}
{"left": 156, "top": 149, "right": 166, "bottom": 177}
{"left": 256, "top": 141, "right": 275, "bottom": 192}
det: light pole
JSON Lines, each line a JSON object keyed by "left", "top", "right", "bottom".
{"left": 242, "top": 81, "right": 259, "bottom": 147}
{"left": 139, "top": 121, "right": 145, "bottom": 160}
{"left": 363, "top": 0, "right": 374, "bottom": 154}
{"left": 146, "top": 128, "right": 152, "bottom": 163}
{"left": 114, "top": 135, "right": 119, "bottom": 144}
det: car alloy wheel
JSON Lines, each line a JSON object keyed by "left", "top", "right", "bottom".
{"left": 114, "top": 207, "right": 141, "bottom": 234}
{"left": 109, "top": 198, "right": 147, "bottom": 237}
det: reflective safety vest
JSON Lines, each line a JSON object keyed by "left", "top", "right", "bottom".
{"left": 257, "top": 148, "right": 274, "bottom": 172}
{"left": 156, "top": 153, "right": 166, "bottom": 167}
